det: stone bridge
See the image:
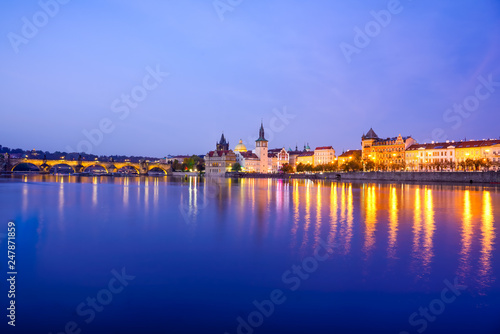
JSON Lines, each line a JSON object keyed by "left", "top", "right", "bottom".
{"left": 5, "top": 157, "right": 171, "bottom": 175}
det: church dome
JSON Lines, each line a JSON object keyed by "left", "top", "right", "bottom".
{"left": 234, "top": 139, "right": 247, "bottom": 152}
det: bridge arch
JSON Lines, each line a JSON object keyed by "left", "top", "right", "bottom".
{"left": 148, "top": 165, "right": 169, "bottom": 175}
{"left": 116, "top": 165, "right": 140, "bottom": 174}
{"left": 83, "top": 164, "right": 109, "bottom": 173}
{"left": 49, "top": 163, "right": 76, "bottom": 173}
{"left": 11, "top": 162, "right": 41, "bottom": 172}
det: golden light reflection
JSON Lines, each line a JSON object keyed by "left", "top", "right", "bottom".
{"left": 457, "top": 190, "right": 472, "bottom": 283}
{"left": 291, "top": 180, "right": 300, "bottom": 249}
{"left": 411, "top": 187, "right": 422, "bottom": 274}
{"left": 422, "top": 187, "right": 435, "bottom": 275}
{"left": 363, "top": 184, "right": 377, "bottom": 258}
{"left": 327, "top": 183, "right": 338, "bottom": 247}
{"left": 388, "top": 186, "right": 398, "bottom": 259}
{"left": 144, "top": 177, "right": 149, "bottom": 212}
{"left": 345, "top": 184, "right": 354, "bottom": 255}
{"left": 478, "top": 191, "right": 495, "bottom": 293}
{"left": 313, "top": 182, "right": 322, "bottom": 249}
{"left": 300, "top": 181, "right": 312, "bottom": 254}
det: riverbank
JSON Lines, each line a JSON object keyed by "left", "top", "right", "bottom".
{"left": 226, "top": 171, "right": 500, "bottom": 184}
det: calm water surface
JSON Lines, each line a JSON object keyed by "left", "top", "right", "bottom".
{"left": 0, "top": 175, "right": 499, "bottom": 333}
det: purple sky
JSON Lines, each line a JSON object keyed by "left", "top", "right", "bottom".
{"left": 1, "top": 0, "right": 499, "bottom": 157}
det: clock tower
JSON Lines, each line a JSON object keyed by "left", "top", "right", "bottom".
{"left": 254, "top": 122, "right": 268, "bottom": 173}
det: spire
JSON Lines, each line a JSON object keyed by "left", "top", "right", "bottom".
{"left": 220, "top": 132, "right": 226, "bottom": 144}
{"left": 256, "top": 121, "right": 267, "bottom": 142}
{"left": 216, "top": 132, "right": 229, "bottom": 151}
{"left": 364, "top": 127, "right": 378, "bottom": 139}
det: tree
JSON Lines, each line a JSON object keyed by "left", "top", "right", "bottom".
{"left": 376, "top": 162, "right": 387, "bottom": 171}
{"left": 314, "top": 164, "right": 324, "bottom": 172}
{"left": 296, "top": 163, "right": 305, "bottom": 173}
{"left": 231, "top": 162, "right": 242, "bottom": 172}
{"left": 280, "top": 163, "right": 294, "bottom": 173}
{"left": 480, "top": 158, "right": 491, "bottom": 171}
{"left": 304, "top": 164, "right": 314, "bottom": 172}
{"left": 465, "top": 158, "right": 475, "bottom": 171}
{"left": 431, "top": 160, "right": 443, "bottom": 171}
{"left": 172, "top": 159, "right": 182, "bottom": 171}
{"left": 443, "top": 159, "right": 455, "bottom": 171}
{"left": 364, "top": 160, "right": 375, "bottom": 171}
{"left": 324, "top": 162, "right": 337, "bottom": 172}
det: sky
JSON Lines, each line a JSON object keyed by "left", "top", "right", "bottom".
{"left": 1, "top": 0, "right": 499, "bottom": 157}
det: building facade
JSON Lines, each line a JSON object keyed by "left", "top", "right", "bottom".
{"left": 205, "top": 134, "right": 237, "bottom": 175}
{"left": 296, "top": 151, "right": 314, "bottom": 165}
{"left": 313, "top": 146, "right": 336, "bottom": 165}
{"left": 361, "top": 128, "right": 416, "bottom": 167}
{"left": 405, "top": 142, "right": 456, "bottom": 171}
{"left": 235, "top": 151, "right": 260, "bottom": 172}
{"left": 405, "top": 139, "right": 500, "bottom": 171}
{"left": 268, "top": 148, "right": 289, "bottom": 173}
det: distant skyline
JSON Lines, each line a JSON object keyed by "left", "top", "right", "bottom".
{"left": 1, "top": 0, "right": 499, "bottom": 157}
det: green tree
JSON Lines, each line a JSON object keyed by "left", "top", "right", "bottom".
{"left": 304, "top": 164, "right": 314, "bottom": 172}
{"left": 296, "top": 163, "right": 305, "bottom": 173}
{"left": 280, "top": 163, "right": 294, "bottom": 173}
{"left": 364, "top": 160, "right": 375, "bottom": 171}
{"left": 172, "top": 159, "right": 182, "bottom": 171}
{"left": 314, "top": 164, "right": 324, "bottom": 172}
{"left": 231, "top": 162, "right": 242, "bottom": 172}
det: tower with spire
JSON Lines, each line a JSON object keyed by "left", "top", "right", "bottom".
{"left": 216, "top": 133, "right": 229, "bottom": 151}
{"left": 254, "top": 121, "right": 269, "bottom": 173}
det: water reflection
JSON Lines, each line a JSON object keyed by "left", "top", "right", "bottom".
{"left": 299, "top": 181, "right": 312, "bottom": 254}
{"left": 388, "top": 185, "right": 398, "bottom": 260}
{"left": 457, "top": 190, "right": 473, "bottom": 283}
{"left": 2, "top": 174, "right": 498, "bottom": 294}
{"left": 327, "top": 183, "right": 338, "bottom": 248}
{"left": 313, "top": 182, "right": 322, "bottom": 250}
{"left": 363, "top": 184, "right": 377, "bottom": 259}
{"left": 422, "top": 188, "right": 435, "bottom": 276}
{"left": 411, "top": 187, "right": 423, "bottom": 277}
{"left": 478, "top": 191, "right": 495, "bottom": 293}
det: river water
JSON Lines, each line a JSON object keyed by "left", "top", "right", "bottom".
{"left": 0, "top": 175, "right": 499, "bottom": 333}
